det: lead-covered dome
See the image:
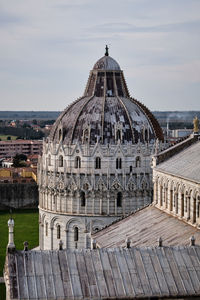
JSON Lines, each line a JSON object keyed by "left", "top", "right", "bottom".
{"left": 49, "top": 47, "right": 163, "bottom": 145}
{"left": 93, "top": 55, "right": 120, "bottom": 71}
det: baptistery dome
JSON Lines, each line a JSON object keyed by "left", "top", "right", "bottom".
{"left": 38, "top": 47, "right": 164, "bottom": 251}
{"left": 49, "top": 48, "right": 163, "bottom": 146}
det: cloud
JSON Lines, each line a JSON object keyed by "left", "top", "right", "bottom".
{"left": 90, "top": 20, "right": 200, "bottom": 34}
{"left": 0, "top": 0, "right": 200, "bottom": 110}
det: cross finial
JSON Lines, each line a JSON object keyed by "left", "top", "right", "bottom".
{"left": 105, "top": 45, "right": 109, "bottom": 56}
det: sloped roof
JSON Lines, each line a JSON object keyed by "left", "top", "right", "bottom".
{"left": 155, "top": 140, "right": 200, "bottom": 183}
{"left": 4, "top": 245, "right": 200, "bottom": 299}
{"left": 92, "top": 206, "right": 200, "bottom": 248}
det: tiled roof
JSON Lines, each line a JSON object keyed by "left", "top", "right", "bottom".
{"left": 5, "top": 246, "right": 200, "bottom": 299}
{"left": 155, "top": 140, "right": 200, "bottom": 183}
{"left": 92, "top": 206, "right": 200, "bottom": 248}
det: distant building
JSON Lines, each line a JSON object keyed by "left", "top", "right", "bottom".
{"left": 171, "top": 128, "right": 193, "bottom": 138}
{"left": 0, "top": 139, "right": 43, "bottom": 158}
{"left": 2, "top": 158, "right": 13, "bottom": 168}
{"left": 0, "top": 166, "right": 38, "bottom": 209}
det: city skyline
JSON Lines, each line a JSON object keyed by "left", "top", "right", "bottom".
{"left": 0, "top": 0, "right": 200, "bottom": 111}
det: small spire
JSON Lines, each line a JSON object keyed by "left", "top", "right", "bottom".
{"left": 105, "top": 45, "right": 109, "bottom": 56}
{"left": 126, "top": 237, "right": 131, "bottom": 249}
{"left": 190, "top": 235, "right": 195, "bottom": 246}
{"left": 23, "top": 241, "right": 29, "bottom": 251}
{"left": 193, "top": 116, "right": 199, "bottom": 134}
{"left": 59, "top": 240, "right": 63, "bottom": 250}
{"left": 91, "top": 238, "right": 97, "bottom": 249}
{"left": 158, "top": 237, "right": 163, "bottom": 247}
{"left": 7, "top": 218, "right": 15, "bottom": 252}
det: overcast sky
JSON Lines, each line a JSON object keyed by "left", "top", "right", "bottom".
{"left": 0, "top": 0, "right": 200, "bottom": 111}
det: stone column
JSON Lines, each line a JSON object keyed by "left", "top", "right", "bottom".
{"left": 100, "top": 197, "right": 102, "bottom": 215}
{"left": 50, "top": 226, "right": 54, "bottom": 250}
{"left": 153, "top": 181, "right": 157, "bottom": 204}
{"left": 192, "top": 196, "right": 196, "bottom": 224}
{"left": 107, "top": 191, "right": 110, "bottom": 215}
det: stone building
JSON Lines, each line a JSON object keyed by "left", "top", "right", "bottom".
{"left": 92, "top": 128, "right": 200, "bottom": 249}
{"left": 38, "top": 47, "right": 164, "bottom": 250}
{"left": 153, "top": 133, "right": 200, "bottom": 227}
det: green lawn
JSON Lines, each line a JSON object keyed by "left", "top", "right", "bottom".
{"left": 0, "top": 283, "right": 6, "bottom": 300}
{"left": 0, "top": 135, "right": 18, "bottom": 141}
{"left": 0, "top": 209, "right": 39, "bottom": 277}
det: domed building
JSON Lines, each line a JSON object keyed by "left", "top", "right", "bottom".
{"left": 38, "top": 47, "right": 164, "bottom": 250}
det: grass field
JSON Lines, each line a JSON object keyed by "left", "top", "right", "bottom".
{"left": 0, "top": 209, "right": 39, "bottom": 277}
{"left": 0, "top": 283, "right": 6, "bottom": 300}
{"left": 0, "top": 135, "right": 18, "bottom": 141}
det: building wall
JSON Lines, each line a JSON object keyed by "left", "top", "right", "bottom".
{"left": 38, "top": 140, "right": 158, "bottom": 249}
{"left": 153, "top": 170, "right": 200, "bottom": 226}
{"left": 39, "top": 208, "right": 117, "bottom": 250}
{"left": 0, "top": 182, "right": 38, "bottom": 209}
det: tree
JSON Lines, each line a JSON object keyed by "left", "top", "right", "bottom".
{"left": 32, "top": 119, "right": 37, "bottom": 125}
{"left": 12, "top": 154, "right": 27, "bottom": 167}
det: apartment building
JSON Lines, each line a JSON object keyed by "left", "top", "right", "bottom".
{"left": 0, "top": 139, "right": 43, "bottom": 157}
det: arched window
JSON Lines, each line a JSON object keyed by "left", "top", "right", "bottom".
{"left": 116, "top": 129, "right": 121, "bottom": 141}
{"left": 95, "top": 157, "right": 101, "bottom": 169}
{"left": 198, "top": 201, "right": 200, "bottom": 218}
{"left": 75, "top": 156, "right": 81, "bottom": 168}
{"left": 144, "top": 129, "right": 148, "bottom": 142}
{"left": 136, "top": 156, "right": 141, "bottom": 168}
{"left": 116, "top": 158, "right": 122, "bottom": 169}
{"left": 74, "top": 227, "right": 79, "bottom": 241}
{"left": 117, "top": 192, "right": 122, "bottom": 207}
{"left": 48, "top": 154, "right": 51, "bottom": 166}
{"left": 83, "top": 129, "right": 89, "bottom": 143}
{"left": 59, "top": 129, "right": 62, "bottom": 141}
{"left": 59, "top": 155, "right": 63, "bottom": 167}
{"left": 45, "top": 223, "right": 48, "bottom": 236}
{"left": 57, "top": 225, "right": 61, "bottom": 239}
{"left": 80, "top": 191, "right": 86, "bottom": 207}
{"left": 62, "top": 128, "right": 67, "bottom": 141}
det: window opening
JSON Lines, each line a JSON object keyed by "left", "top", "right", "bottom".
{"left": 116, "top": 130, "right": 121, "bottom": 141}
{"left": 57, "top": 225, "right": 61, "bottom": 239}
{"left": 45, "top": 223, "right": 48, "bottom": 236}
{"left": 117, "top": 192, "right": 122, "bottom": 207}
{"left": 74, "top": 227, "right": 79, "bottom": 241}
{"left": 59, "top": 155, "right": 63, "bottom": 167}
{"left": 116, "top": 158, "right": 122, "bottom": 169}
{"left": 80, "top": 191, "right": 86, "bottom": 207}
{"left": 75, "top": 156, "right": 81, "bottom": 168}
{"left": 95, "top": 157, "right": 101, "bottom": 169}
{"left": 136, "top": 156, "right": 141, "bottom": 168}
